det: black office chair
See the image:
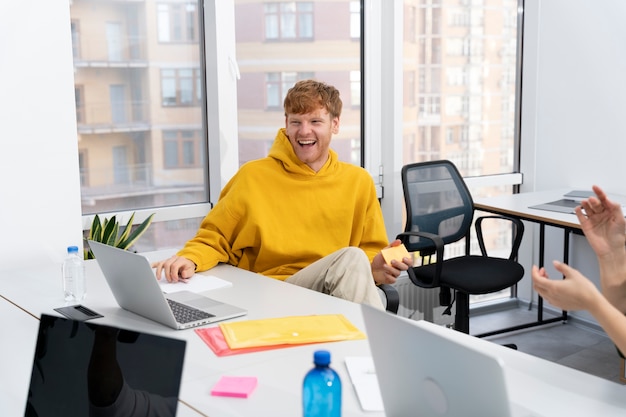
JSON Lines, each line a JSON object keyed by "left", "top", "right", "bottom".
{"left": 396, "top": 160, "right": 524, "bottom": 334}
{"left": 379, "top": 284, "right": 399, "bottom": 314}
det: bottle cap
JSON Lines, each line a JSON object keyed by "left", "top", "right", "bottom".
{"left": 67, "top": 246, "right": 79, "bottom": 254}
{"left": 313, "top": 350, "right": 331, "bottom": 366}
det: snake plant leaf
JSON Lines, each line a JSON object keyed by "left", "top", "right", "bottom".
{"left": 101, "top": 216, "right": 119, "bottom": 246}
{"left": 89, "top": 215, "right": 102, "bottom": 241}
{"left": 115, "top": 212, "right": 136, "bottom": 246}
{"left": 117, "top": 213, "right": 155, "bottom": 250}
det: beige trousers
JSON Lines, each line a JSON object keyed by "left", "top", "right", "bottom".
{"left": 285, "top": 247, "right": 385, "bottom": 309}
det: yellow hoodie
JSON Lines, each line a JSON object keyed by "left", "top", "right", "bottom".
{"left": 177, "top": 128, "right": 389, "bottom": 280}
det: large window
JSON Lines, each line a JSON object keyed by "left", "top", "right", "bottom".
{"left": 403, "top": 0, "right": 520, "bottom": 176}
{"left": 70, "top": 0, "right": 208, "bottom": 250}
{"left": 69, "top": 0, "right": 523, "bottom": 265}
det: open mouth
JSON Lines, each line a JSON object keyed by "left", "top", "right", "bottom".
{"left": 297, "top": 140, "right": 316, "bottom": 147}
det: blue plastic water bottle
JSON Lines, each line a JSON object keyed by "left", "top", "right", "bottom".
{"left": 303, "top": 350, "right": 342, "bottom": 417}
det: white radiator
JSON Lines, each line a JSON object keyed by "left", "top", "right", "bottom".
{"left": 393, "top": 275, "right": 455, "bottom": 327}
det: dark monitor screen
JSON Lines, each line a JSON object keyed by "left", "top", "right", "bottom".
{"left": 25, "top": 314, "right": 186, "bottom": 417}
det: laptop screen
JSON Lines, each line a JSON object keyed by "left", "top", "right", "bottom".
{"left": 24, "top": 314, "right": 186, "bottom": 417}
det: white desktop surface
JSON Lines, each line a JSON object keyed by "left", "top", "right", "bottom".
{"left": 1, "top": 248, "right": 625, "bottom": 416}
{"left": 0, "top": 250, "right": 375, "bottom": 416}
{"left": 473, "top": 188, "right": 582, "bottom": 229}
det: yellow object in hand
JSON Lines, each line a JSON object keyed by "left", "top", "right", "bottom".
{"left": 381, "top": 244, "right": 410, "bottom": 266}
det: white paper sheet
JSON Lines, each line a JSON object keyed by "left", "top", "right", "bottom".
{"left": 156, "top": 272, "right": 232, "bottom": 294}
{"left": 344, "top": 356, "right": 384, "bottom": 412}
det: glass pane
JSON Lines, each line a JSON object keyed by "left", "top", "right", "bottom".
{"left": 235, "top": 0, "right": 362, "bottom": 166}
{"left": 402, "top": 0, "right": 519, "bottom": 176}
{"left": 281, "top": 12, "right": 297, "bottom": 38}
{"left": 70, "top": 0, "right": 209, "bottom": 216}
{"left": 403, "top": 0, "right": 522, "bottom": 303}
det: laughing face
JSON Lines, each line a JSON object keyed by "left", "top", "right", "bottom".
{"left": 285, "top": 107, "right": 340, "bottom": 172}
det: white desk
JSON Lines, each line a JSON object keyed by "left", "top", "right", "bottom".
{"left": 1, "top": 248, "right": 626, "bottom": 416}
{"left": 0, "top": 251, "right": 377, "bottom": 417}
{"left": 474, "top": 188, "right": 581, "bottom": 230}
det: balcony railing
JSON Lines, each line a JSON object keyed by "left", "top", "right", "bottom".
{"left": 76, "top": 101, "right": 150, "bottom": 134}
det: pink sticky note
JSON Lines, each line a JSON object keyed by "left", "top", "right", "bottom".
{"left": 211, "top": 376, "right": 258, "bottom": 398}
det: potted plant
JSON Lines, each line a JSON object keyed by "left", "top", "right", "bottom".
{"left": 85, "top": 212, "right": 155, "bottom": 260}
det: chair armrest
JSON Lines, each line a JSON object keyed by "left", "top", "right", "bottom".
{"left": 378, "top": 284, "right": 400, "bottom": 314}
{"left": 474, "top": 215, "right": 525, "bottom": 260}
{"left": 395, "top": 231, "right": 445, "bottom": 288}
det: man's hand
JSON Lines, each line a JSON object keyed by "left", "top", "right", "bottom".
{"left": 371, "top": 240, "right": 413, "bottom": 285}
{"left": 151, "top": 256, "right": 196, "bottom": 283}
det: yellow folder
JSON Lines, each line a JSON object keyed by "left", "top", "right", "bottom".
{"left": 219, "top": 314, "right": 366, "bottom": 349}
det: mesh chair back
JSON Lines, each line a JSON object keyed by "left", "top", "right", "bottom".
{"left": 402, "top": 160, "right": 474, "bottom": 253}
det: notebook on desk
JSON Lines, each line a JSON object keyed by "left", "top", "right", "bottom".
{"left": 361, "top": 305, "right": 540, "bottom": 417}
{"left": 25, "top": 314, "right": 186, "bottom": 416}
{"left": 89, "top": 240, "right": 246, "bottom": 330}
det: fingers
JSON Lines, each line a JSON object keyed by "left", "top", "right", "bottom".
{"left": 531, "top": 265, "right": 556, "bottom": 301}
{"left": 151, "top": 260, "right": 165, "bottom": 282}
{"left": 387, "top": 239, "right": 403, "bottom": 248}
{"left": 376, "top": 263, "right": 401, "bottom": 285}
{"left": 592, "top": 184, "right": 608, "bottom": 202}
{"left": 574, "top": 205, "right": 587, "bottom": 224}
{"left": 390, "top": 257, "right": 411, "bottom": 271}
{"left": 152, "top": 256, "right": 193, "bottom": 282}
{"left": 380, "top": 256, "right": 413, "bottom": 284}
{"left": 581, "top": 185, "right": 619, "bottom": 216}
{"left": 551, "top": 260, "right": 570, "bottom": 276}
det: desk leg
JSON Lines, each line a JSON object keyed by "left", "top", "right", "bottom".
{"left": 537, "top": 225, "right": 569, "bottom": 323}
{"left": 537, "top": 223, "right": 545, "bottom": 321}
{"left": 561, "top": 228, "right": 569, "bottom": 322}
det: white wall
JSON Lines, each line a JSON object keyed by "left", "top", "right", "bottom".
{"left": 520, "top": 0, "right": 626, "bottom": 324}
{"left": 521, "top": 0, "right": 626, "bottom": 193}
{"left": 0, "top": 0, "right": 83, "bottom": 270}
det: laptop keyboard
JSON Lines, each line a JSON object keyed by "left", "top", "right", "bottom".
{"left": 167, "top": 298, "right": 214, "bottom": 324}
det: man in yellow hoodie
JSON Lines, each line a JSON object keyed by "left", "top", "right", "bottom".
{"left": 153, "top": 80, "right": 412, "bottom": 308}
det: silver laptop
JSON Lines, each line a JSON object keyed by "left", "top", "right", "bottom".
{"left": 361, "top": 305, "right": 537, "bottom": 417}
{"left": 89, "top": 240, "right": 246, "bottom": 330}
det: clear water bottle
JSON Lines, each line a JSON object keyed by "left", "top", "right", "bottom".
{"left": 303, "top": 350, "right": 342, "bottom": 417}
{"left": 62, "top": 245, "right": 86, "bottom": 302}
